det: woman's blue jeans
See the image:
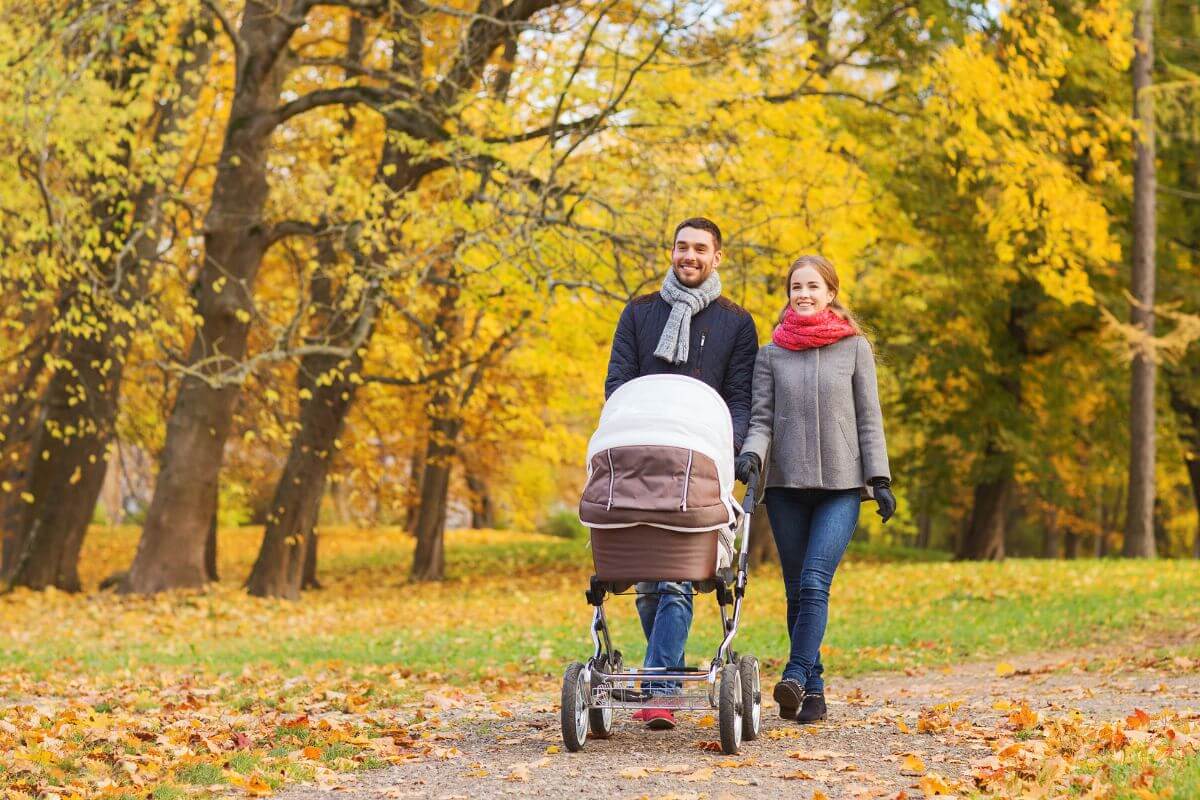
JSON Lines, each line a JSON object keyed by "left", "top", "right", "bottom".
{"left": 764, "top": 487, "right": 860, "bottom": 693}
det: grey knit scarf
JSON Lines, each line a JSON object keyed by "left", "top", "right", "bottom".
{"left": 654, "top": 268, "right": 722, "bottom": 364}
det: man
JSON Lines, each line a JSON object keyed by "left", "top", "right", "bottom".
{"left": 604, "top": 217, "right": 759, "bottom": 730}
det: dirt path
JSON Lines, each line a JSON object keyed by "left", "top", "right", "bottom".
{"left": 275, "top": 638, "right": 1200, "bottom": 800}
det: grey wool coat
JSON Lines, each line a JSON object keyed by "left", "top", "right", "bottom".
{"left": 740, "top": 335, "right": 890, "bottom": 493}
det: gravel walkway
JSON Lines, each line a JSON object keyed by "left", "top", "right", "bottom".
{"left": 274, "top": 638, "right": 1200, "bottom": 800}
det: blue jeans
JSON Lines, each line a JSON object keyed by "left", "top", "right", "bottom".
{"left": 634, "top": 581, "right": 693, "bottom": 696}
{"left": 764, "top": 487, "right": 860, "bottom": 693}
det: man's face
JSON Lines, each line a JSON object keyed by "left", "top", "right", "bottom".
{"left": 671, "top": 227, "right": 722, "bottom": 288}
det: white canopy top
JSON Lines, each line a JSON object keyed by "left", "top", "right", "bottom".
{"left": 586, "top": 375, "right": 736, "bottom": 499}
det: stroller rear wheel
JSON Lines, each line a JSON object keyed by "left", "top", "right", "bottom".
{"left": 738, "top": 655, "right": 762, "bottom": 741}
{"left": 560, "top": 662, "right": 589, "bottom": 752}
{"left": 587, "top": 656, "right": 614, "bottom": 739}
{"left": 717, "top": 662, "right": 743, "bottom": 755}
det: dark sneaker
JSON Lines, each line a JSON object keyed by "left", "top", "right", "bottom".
{"left": 642, "top": 708, "right": 676, "bottom": 730}
{"left": 772, "top": 678, "right": 804, "bottom": 719}
{"left": 796, "top": 692, "right": 827, "bottom": 722}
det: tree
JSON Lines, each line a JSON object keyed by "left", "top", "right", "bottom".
{"left": 1, "top": 3, "right": 212, "bottom": 590}
{"left": 1124, "top": 0, "right": 1158, "bottom": 558}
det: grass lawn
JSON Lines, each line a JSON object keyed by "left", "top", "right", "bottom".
{"left": 2, "top": 525, "right": 1196, "bottom": 682}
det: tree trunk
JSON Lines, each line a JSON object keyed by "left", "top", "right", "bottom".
{"left": 302, "top": 525, "right": 321, "bottom": 589}
{"left": 246, "top": 348, "right": 360, "bottom": 599}
{"left": 1064, "top": 530, "right": 1079, "bottom": 560}
{"left": 1125, "top": 0, "right": 1157, "bottom": 558}
{"left": 123, "top": 7, "right": 300, "bottom": 594}
{"left": 6, "top": 333, "right": 126, "bottom": 591}
{"left": 205, "top": 506, "right": 219, "bottom": 582}
{"left": 958, "top": 467, "right": 1012, "bottom": 560}
{"left": 410, "top": 411, "right": 461, "bottom": 581}
{"left": 915, "top": 496, "right": 933, "bottom": 549}
{"left": 1041, "top": 507, "right": 1061, "bottom": 559}
{"left": 464, "top": 470, "right": 495, "bottom": 529}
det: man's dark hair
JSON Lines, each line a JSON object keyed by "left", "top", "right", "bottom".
{"left": 673, "top": 217, "right": 722, "bottom": 250}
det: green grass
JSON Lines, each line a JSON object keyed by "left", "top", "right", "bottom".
{"left": 2, "top": 527, "right": 1198, "bottom": 686}
{"left": 1098, "top": 747, "right": 1200, "bottom": 798}
{"left": 176, "top": 763, "right": 225, "bottom": 785}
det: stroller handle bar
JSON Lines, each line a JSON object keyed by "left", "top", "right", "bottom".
{"left": 741, "top": 471, "right": 760, "bottom": 516}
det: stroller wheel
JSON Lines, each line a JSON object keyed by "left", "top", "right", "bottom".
{"left": 560, "top": 662, "right": 589, "bottom": 752}
{"left": 738, "top": 655, "right": 762, "bottom": 741}
{"left": 588, "top": 656, "right": 614, "bottom": 739}
{"left": 718, "top": 662, "right": 743, "bottom": 755}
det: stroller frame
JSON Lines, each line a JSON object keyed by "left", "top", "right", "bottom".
{"left": 560, "top": 476, "right": 762, "bottom": 755}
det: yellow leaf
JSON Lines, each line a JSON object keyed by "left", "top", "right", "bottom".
{"left": 918, "top": 773, "right": 956, "bottom": 796}
{"left": 995, "top": 662, "right": 1015, "bottom": 677}
{"left": 696, "top": 714, "right": 716, "bottom": 729}
{"left": 619, "top": 766, "right": 649, "bottom": 779}
{"left": 900, "top": 753, "right": 926, "bottom": 776}
{"left": 681, "top": 767, "right": 713, "bottom": 782}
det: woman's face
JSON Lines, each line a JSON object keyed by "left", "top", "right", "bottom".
{"left": 789, "top": 265, "right": 835, "bottom": 316}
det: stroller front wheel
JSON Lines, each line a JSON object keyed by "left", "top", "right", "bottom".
{"left": 560, "top": 662, "right": 589, "bottom": 752}
{"left": 587, "top": 656, "right": 614, "bottom": 739}
{"left": 718, "top": 662, "right": 743, "bottom": 755}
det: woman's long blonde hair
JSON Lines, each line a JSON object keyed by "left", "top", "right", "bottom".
{"left": 780, "top": 254, "right": 864, "bottom": 336}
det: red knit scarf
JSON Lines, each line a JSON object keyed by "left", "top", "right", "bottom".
{"left": 772, "top": 307, "right": 857, "bottom": 351}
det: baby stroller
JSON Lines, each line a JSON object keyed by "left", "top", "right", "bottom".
{"left": 560, "top": 375, "right": 762, "bottom": 755}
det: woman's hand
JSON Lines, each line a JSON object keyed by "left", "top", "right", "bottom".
{"left": 735, "top": 452, "right": 761, "bottom": 484}
{"left": 869, "top": 477, "right": 896, "bottom": 523}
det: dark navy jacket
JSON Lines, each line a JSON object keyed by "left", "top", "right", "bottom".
{"left": 604, "top": 293, "right": 759, "bottom": 451}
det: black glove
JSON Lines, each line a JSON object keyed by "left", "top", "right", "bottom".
{"left": 735, "top": 452, "right": 761, "bottom": 484}
{"left": 869, "top": 476, "right": 896, "bottom": 523}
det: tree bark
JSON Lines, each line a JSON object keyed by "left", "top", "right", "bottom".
{"left": 410, "top": 411, "right": 462, "bottom": 581}
{"left": 124, "top": 5, "right": 303, "bottom": 594}
{"left": 958, "top": 466, "right": 1012, "bottom": 560}
{"left": 464, "top": 470, "right": 495, "bottom": 529}
{"left": 246, "top": 330, "right": 362, "bottom": 598}
{"left": 1064, "top": 529, "right": 1079, "bottom": 560}
{"left": 1041, "top": 506, "right": 1061, "bottom": 559}
{"left": 205, "top": 506, "right": 219, "bottom": 582}
{"left": 7, "top": 332, "right": 126, "bottom": 591}
{"left": 302, "top": 525, "right": 321, "bottom": 589}
{"left": 1124, "top": 0, "right": 1157, "bottom": 558}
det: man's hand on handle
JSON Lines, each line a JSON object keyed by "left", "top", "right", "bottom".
{"left": 735, "top": 452, "right": 761, "bottom": 484}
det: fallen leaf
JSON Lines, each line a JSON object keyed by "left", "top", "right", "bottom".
{"left": 900, "top": 753, "right": 926, "bottom": 776}
{"left": 918, "top": 772, "right": 956, "bottom": 796}
{"left": 620, "top": 766, "right": 649, "bottom": 779}
{"left": 1126, "top": 708, "right": 1152, "bottom": 729}
{"left": 778, "top": 769, "right": 813, "bottom": 780}
{"left": 506, "top": 763, "right": 530, "bottom": 782}
{"left": 681, "top": 767, "right": 714, "bottom": 782}
{"left": 696, "top": 714, "right": 716, "bottom": 729}
{"left": 995, "top": 662, "right": 1016, "bottom": 677}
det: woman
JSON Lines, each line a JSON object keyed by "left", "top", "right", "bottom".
{"left": 734, "top": 255, "right": 896, "bottom": 723}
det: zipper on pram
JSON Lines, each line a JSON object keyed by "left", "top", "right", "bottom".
{"left": 680, "top": 449, "right": 693, "bottom": 511}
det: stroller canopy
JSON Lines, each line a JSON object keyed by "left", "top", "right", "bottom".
{"left": 586, "top": 375, "right": 736, "bottom": 501}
